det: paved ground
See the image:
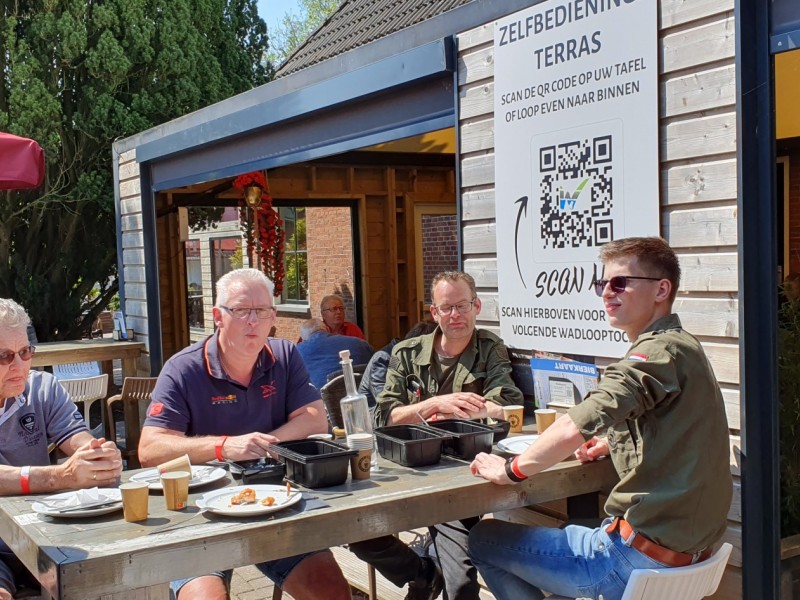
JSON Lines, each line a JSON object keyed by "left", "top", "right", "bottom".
{"left": 229, "top": 568, "right": 369, "bottom": 600}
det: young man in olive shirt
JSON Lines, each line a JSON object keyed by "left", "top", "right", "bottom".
{"left": 469, "top": 237, "right": 732, "bottom": 600}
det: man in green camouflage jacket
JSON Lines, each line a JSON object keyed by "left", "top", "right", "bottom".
{"left": 351, "top": 271, "right": 523, "bottom": 600}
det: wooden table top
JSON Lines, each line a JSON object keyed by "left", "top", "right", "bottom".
{"left": 0, "top": 453, "right": 617, "bottom": 599}
{"left": 31, "top": 339, "right": 146, "bottom": 367}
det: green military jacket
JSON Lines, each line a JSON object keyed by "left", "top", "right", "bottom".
{"left": 375, "top": 327, "right": 523, "bottom": 428}
{"left": 568, "top": 314, "right": 732, "bottom": 553}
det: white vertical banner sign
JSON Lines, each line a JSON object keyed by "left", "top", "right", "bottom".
{"left": 493, "top": 0, "right": 658, "bottom": 356}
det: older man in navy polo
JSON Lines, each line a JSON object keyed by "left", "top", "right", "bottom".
{"left": 139, "top": 268, "right": 351, "bottom": 600}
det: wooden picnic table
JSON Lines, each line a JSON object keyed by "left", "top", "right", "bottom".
{"left": 31, "top": 339, "right": 146, "bottom": 380}
{"left": 0, "top": 452, "right": 617, "bottom": 600}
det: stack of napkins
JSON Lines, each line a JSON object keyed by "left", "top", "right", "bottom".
{"left": 40, "top": 487, "right": 121, "bottom": 509}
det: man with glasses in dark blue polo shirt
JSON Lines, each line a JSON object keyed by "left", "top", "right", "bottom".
{"left": 139, "top": 268, "right": 351, "bottom": 600}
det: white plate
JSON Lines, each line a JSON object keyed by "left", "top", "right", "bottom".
{"left": 129, "top": 466, "right": 227, "bottom": 490}
{"left": 196, "top": 484, "right": 303, "bottom": 517}
{"left": 496, "top": 434, "right": 540, "bottom": 455}
{"left": 32, "top": 489, "right": 123, "bottom": 518}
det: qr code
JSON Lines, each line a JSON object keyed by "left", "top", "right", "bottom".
{"left": 538, "top": 135, "right": 614, "bottom": 249}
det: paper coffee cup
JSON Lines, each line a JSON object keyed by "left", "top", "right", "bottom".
{"left": 535, "top": 408, "right": 557, "bottom": 434}
{"left": 347, "top": 433, "right": 374, "bottom": 449}
{"left": 502, "top": 405, "right": 525, "bottom": 433}
{"left": 157, "top": 453, "right": 191, "bottom": 475}
{"left": 161, "top": 471, "right": 191, "bottom": 510}
{"left": 120, "top": 481, "right": 149, "bottom": 522}
{"left": 350, "top": 449, "right": 372, "bottom": 480}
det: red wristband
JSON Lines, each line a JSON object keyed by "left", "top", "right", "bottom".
{"left": 511, "top": 456, "right": 528, "bottom": 481}
{"left": 20, "top": 466, "right": 31, "bottom": 495}
{"left": 215, "top": 436, "right": 228, "bottom": 461}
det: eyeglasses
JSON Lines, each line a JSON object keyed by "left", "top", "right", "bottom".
{"left": 0, "top": 345, "right": 36, "bottom": 366}
{"left": 220, "top": 306, "right": 277, "bottom": 320}
{"left": 593, "top": 276, "right": 662, "bottom": 297}
{"left": 433, "top": 299, "right": 477, "bottom": 316}
{"left": 321, "top": 306, "right": 345, "bottom": 313}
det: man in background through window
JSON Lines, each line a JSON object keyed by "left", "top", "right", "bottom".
{"left": 320, "top": 294, "right": 365, "bottom": 340}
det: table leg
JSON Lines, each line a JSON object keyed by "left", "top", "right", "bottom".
{"left": 121, "top": 356, "right": 138, "bottom": 379}
{"left": 124, "top": 397, "right": 142, "bottom": 469}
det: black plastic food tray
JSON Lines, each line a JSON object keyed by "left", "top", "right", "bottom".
{"left": 487, "top": 418, "right": 511, "bottom": 444}
{"left": 374, "top": 425, "right": 450, "bottom": 467}
{"left": 272, "top": 439, "right": 356, "bottom": 488}
{"left": 227, "top": 458, "right": 286, "bottom": 485}
{"left": 428, "top": 419, "right": 495, "bottom": 460}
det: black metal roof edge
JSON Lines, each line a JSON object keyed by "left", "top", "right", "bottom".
{"left": 151, "top": 112, "right": 454, "bottom": 191}
{"left": 113, "top": 0, "right": 541, "bottom": 156}
{"left": 135, "top": 38, "right": 453, "bottom": 164}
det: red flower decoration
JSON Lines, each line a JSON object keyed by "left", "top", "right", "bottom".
{"left": 233, "top": 171, "right": 268, "bottom": 190}
{"left": 235, "top": 171, "right": 285, "bottom": 297}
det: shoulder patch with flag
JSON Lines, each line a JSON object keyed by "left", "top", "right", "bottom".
{"left": 627, "top": 353, "right": 649, "bottom": 362}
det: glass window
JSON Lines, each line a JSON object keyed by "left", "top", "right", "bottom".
{"left": 280, "top": 207, "right": 308, "bottom": 304}
{"left": 211, "top": 237, "right": 244, "bottom": 304}
{"left": 186, "top": 240, "right": 204, "bottom": 329}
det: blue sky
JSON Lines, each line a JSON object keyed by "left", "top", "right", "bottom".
{"left": 257, "top": 0, "right": 297, "bottom": 35}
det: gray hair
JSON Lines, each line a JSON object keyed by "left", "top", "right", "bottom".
{"left": 215, "top": 268, "right": 275, "bottom": 307}
{"left": 300, "top": 318, "right": 327, "bottom": 341}
{"left": 320, "top": 294, "right": 344, "bottom": 310}
{"left": 0, "top": 299, "right": 31, "bottom": 331}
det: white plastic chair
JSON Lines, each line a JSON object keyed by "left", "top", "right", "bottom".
{"left": 548, "top": 542, "right": 732, "bottom": 600}
{"left": 59, "top": 374, "right": 109, "bottom": 429}
{"left": 52, "top": 361, "right": 102, "bottom": 380}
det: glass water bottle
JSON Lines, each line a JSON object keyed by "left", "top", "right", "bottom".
{"left": 338, "top": 350, "right": 379, "bottom": 470}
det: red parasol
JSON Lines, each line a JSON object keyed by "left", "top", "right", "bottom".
{"left": 0, "top": 132, "right": 45, "bottom": 190}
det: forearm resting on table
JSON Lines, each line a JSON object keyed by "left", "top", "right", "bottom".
{"left": 0, "top": 464, "right": 80, "bottom": 496}
{"left": 269, "top": 401, "right": 328, "bottom": 440}
{"left": 387, "top": 399, "right": 439, "bottom": 424}
{"left": 138, "top": 427, "right": 220, "bottom": 466}
{"left": 515, "top": 415, "right": 586, "bottom": 478}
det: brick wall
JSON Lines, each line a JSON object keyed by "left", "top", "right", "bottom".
{"left": 421, "top": 214, "right": 458, "bottom": 305}
{"left": 273, "top": 206, "right": 356, "bottom": 341}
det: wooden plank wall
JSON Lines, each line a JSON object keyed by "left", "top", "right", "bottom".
{"left": 117, "top": 149, "right": 150, "bottom": 375}
{"left": 456, "top": 0, "right": 741, "bottom": 596}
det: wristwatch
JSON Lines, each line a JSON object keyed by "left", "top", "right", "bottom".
{"left": 504, "top": 456, "right": 527, "bottom": 483}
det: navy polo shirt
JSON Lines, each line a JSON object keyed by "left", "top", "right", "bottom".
{"left": 144, "top": 333, "right": 320, "bottom": 437}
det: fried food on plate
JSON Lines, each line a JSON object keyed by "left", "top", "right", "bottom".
{"left": 231, "top": 487, "right": 257, "bottom": 505}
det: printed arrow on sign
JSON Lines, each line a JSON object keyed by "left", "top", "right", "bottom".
{"left": 514, "top": 196, "right": 528, "bottom": 288}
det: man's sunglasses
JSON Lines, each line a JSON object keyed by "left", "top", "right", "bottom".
{"left": 593, "top": 276, "right": 662, "bottom": 297}
{"left": 0, "top": 345, "right": 36, "bottom": 366}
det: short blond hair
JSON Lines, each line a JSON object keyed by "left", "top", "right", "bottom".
{"left": 430, "top": 271, "right": 476, "bottom": 302}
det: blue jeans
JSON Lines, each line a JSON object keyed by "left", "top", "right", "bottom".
{"left": 469, "top": 518, "right": 670, "bottom": 600}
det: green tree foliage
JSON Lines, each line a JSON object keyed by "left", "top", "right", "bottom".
{"left": 268, "top": 0, "right": 342, "bottom": 68}
{"left": 1, "top": 0, "right": 270, "bottom": 340}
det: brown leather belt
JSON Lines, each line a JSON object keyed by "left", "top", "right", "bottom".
{"left": 605, "top": 518, "right": 712, "bottom": 567}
